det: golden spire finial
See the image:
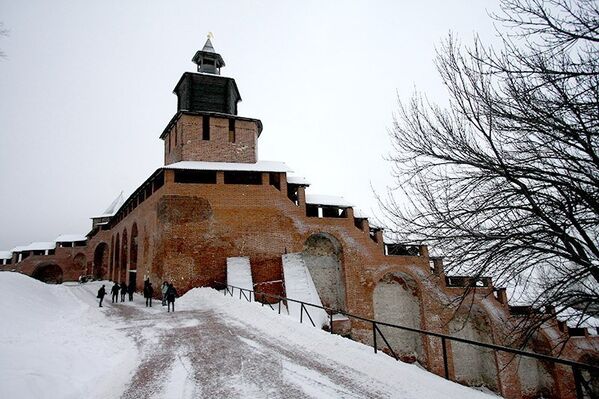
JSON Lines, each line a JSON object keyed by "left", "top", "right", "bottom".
{"left": 207, "top": 32, "right": 214, "bottom": 40}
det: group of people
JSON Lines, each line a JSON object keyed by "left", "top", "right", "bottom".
{"left": 106, "top": 281, "right": 134, "bottom": 303}
{"left": 96, "top": 279, "right": 178, "bottom": 311}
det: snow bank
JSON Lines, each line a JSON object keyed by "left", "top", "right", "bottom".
{"left": 177, "top": 287, "right": 495, "bottom": 399}
{"left": 0, "top": 273, "right": 138, "bottom": 399}
{"left": 282, "top": 253, "right": 329, "bottom": 329}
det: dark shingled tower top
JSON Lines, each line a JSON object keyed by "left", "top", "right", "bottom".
{"left": 192, "top": 35, "right": 225, "bottom": 75}
{"left": 173, "top": 34, "right": 241, "bottom": 115}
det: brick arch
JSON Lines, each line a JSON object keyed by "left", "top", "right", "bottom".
{"left": 93, "top": 242, "right": 109, "bottom": 280}
{"left": 372, "top": 267, "right": 423, "bottom": 294}
{"left": 373, "top": 269, "right": 424, "bottom": 363}
{"left": 120, "top": 228, "right": 128, "bottom": 284}
{"left": 32, "top": 263, "right": 63, "bottom": 284}
{"left": 303, "top": 232, "right": 343, "bottom": 258}
{"left": 302, "top": 232, "right": 346, "bottom": 311}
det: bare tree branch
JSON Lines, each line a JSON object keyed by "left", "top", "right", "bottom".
{"left": 383, "top": 0, "right": 599, "bottom": 339}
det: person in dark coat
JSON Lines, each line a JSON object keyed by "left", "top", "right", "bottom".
{"left": 97, "top": 285, "right": 106, "bottom": 307}
{"left": 111, "top": 282, "right": 120, "bottom": 303}
{"left": 120, "top": 282, "right": 128, "bottom": 302}
{"left": 144, "top": 282, "right": 154, "bottom": 307}
{"left": 128, "top": 282, "right": 135, "bottom": 301}
{"left": 166, "top": 283, "right": 177, "bottom": 312}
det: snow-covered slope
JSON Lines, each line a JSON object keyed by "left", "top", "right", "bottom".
{"left": 0, "top": 272, "right": 497, "bottom": 399}
{"left": 282, "top": 253, "right": 329, "bottom": 328}
{"left": 178, "top": 287, "right": 497, "bottom": 399}
{"left": 226, "top": 256, "right": 253, "bottom": 291}
{"left": 0, "top": 273, "right": 138, "bottom": 399}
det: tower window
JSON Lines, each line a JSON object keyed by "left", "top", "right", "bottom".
{"left": 174, "top": 170, "right": 217, "bottom": 184}
{"left": 228, "top": 118, "right": 236, "bottom": 143}
{"left": 203, "top": 116, "right": 210, "bottom": 140}
{"left": 224, "top": 171, "right": 262, "bottom": 185}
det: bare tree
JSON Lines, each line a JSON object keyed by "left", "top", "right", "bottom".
{"left": 0, "top": 22, "right": 8, "bottom": 59}
{"left": 384, "top": 0, "right": 598, "bottom": 339}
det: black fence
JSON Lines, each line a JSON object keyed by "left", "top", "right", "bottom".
{"left": 215, "top": 282, "right": 598, "bottom": 399}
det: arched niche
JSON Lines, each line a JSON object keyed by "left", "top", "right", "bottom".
{"left": 32, "top": 263, "right": 63, "bottom": 284}
{"left": 114, "top": 233, "right": 120, "bottom": 282}
{"left": 373, "top": 270, "right": 424, "bottom": 363}
{"left": 109, "top": 236, "right": 114, "bottom": 280}
{"left": 120, "top": 228, "right": 128, "bottom": 284}
{"left": 449, "top": 310, "right": 499, "bottom": 391}
{"left": 302, "top": 233, "right": 345, "bottom": 311}
{"left": 129, "top": 223, "right": 139, "bottom": 290}
{"left": 74, "top": 253, "right": 87, "bottom": 274}
{"left": 93, "top": 243, "right": 109, "bottom": 280}
{"left": 577, "top": 353, "right": 599, "bottom": 399}
{"left": 515, "top": 333, "right": 556, "bottom": 398}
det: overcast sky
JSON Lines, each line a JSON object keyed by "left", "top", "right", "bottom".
{"left": 0, "top": 0, "right": 502, "bottom": 250}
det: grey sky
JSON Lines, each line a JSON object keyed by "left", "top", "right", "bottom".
{"left": 0, "top": 0, "right": 501, "bottom": 250}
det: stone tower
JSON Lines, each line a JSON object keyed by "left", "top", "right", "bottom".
{"left": 161, "top": 36, "right": 262, "bottom": 165}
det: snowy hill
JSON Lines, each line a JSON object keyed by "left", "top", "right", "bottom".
{"left": 0, "top": 272, "right": 497, "bottom": 398}
{"left": 0, "top": 273, "right": 137, "bottom": 399}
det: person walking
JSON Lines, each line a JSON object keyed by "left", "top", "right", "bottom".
{"left": 97, "top": 285, "right": 106, "bottom": 307}
{"left": 144, "top": 282, "right": 154, "bottom": 307}
{"left": 166, "top": 283, "right": 177, "bottom": 312}
{"left": 161, "top": 281, "right": 168, "bottom": 306}
{"left": 128, "top": 281, "right": 135, "bottom": 301}
{"left": 120, "top": 281, "right": 128, "bottom": 302}
{"left": 111, "top": 282, "right": 120, "bottom": 303}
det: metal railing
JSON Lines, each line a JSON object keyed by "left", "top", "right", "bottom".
{"left": 215, "top": 282, "right": 598, "bottom": 399}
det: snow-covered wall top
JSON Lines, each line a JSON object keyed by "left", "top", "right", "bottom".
{"left": 353, "top": 208, "right": 369, "bottom": 218}
{"left": 165, "top": 160, "right": 292, "bottom": 173}
{"left": 287, "top": 175, "right": 310, "bottom": 185}
{"left": 54, "top": 234, "right": 87, "bottom": 243}
{"left": 305, "top": 194, "right": 353, "bottom": 208}
{"left": 11, "top": 242, "right": 56, "bottom": 252}
{"left": 0, "top": 251, "right": 12, "bottom": 260}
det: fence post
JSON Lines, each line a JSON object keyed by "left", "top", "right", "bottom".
{"left": 572, "top": 365, "right": 583, "bottom": 399}
{"left": 303, "top": 306, "right": 316, "bottom": 327}
{"left": 373, "top": 321, "right": 378, "bottom": 354}
{"left": 278, "top": 300, "right": 281, "bottom": 314}
{"left": 441, "top": 337, "right": 449, "bottom": 379}
{"left": 300, "top": 303, "right": 304, "bottom": 324}
{"left": 330, "top": 312, "right": 333, "bottom": 334}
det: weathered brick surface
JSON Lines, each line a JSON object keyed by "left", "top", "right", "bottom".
{"left": 164, "top": 115, "right": 258, "bottom": 165}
